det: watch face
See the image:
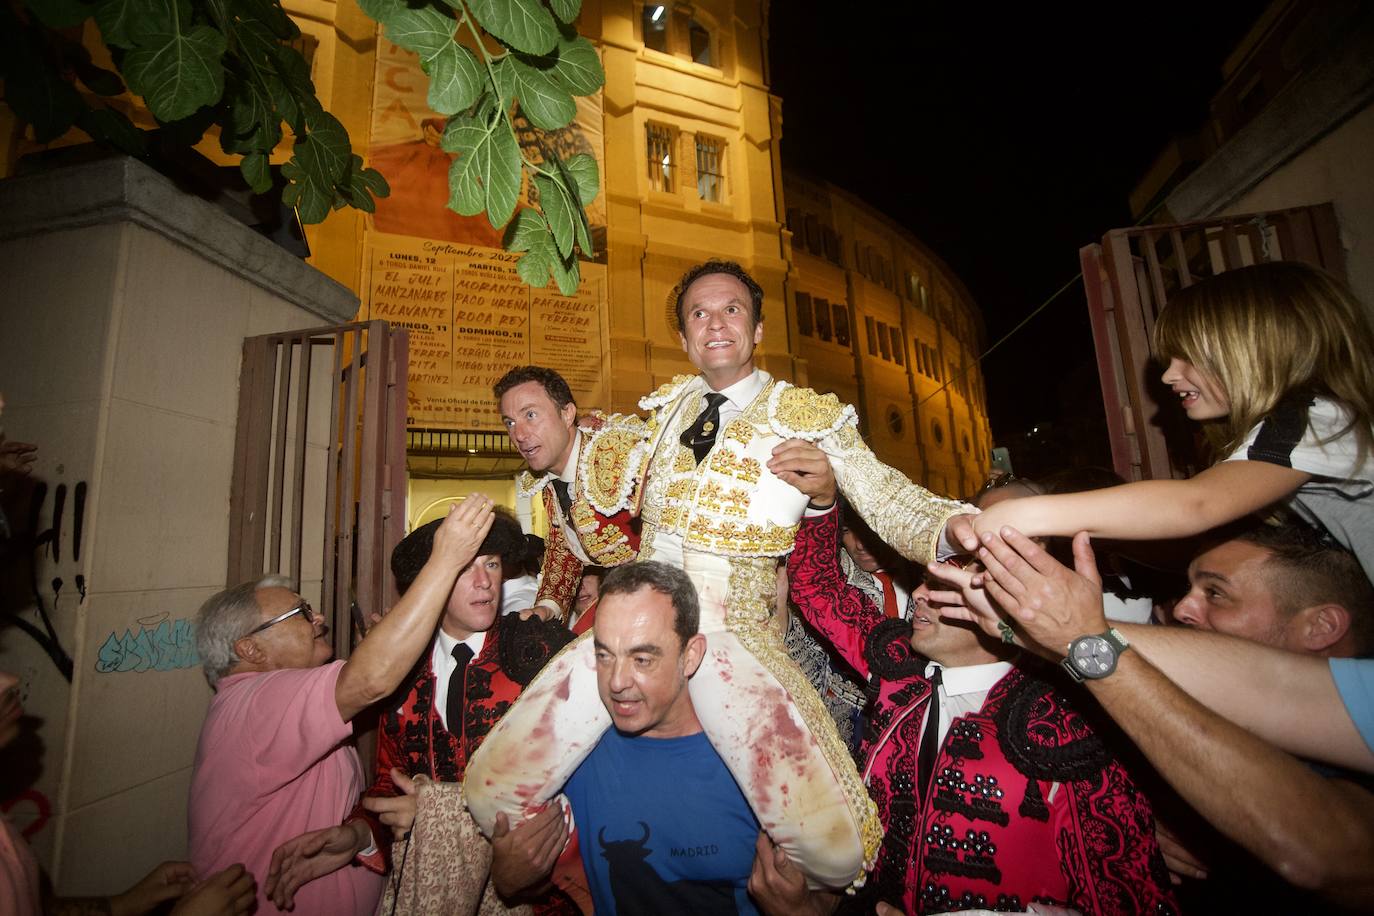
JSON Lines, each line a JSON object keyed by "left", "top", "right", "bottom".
{"left": 1070, "top": 635, "right": 1117, "bottom": 678}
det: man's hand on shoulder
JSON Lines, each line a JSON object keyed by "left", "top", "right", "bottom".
{"left": 767, "top": 439, "right": 837, "bottom": 507}
{"left": 490, "top": 806, "right": 569, "bottom": 900}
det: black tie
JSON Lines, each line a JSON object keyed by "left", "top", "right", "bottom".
{"left": 446, "top": 643, "right": 474, "bottom": 736}
{"left": 917, "top": 665, "right": 942, "bottom": 794}
{"left": 551, "top": 479, "right": 573, "bottom": 518}
{"left": 680, "top": 392, "right": 729, "bottom": 464}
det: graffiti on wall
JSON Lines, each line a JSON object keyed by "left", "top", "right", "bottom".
{"left": 95, "top": 613, "right": 200, "bottom": 674}
{"left": 0, "top": 473, "right": 83, "bottom": 681}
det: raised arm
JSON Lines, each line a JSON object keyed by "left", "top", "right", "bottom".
{"left": 964, "top": 528, "right": 1374, "bottom": 906}
{"left": 1118, "top": 623, "right": 1373, "bottom": 773}
{"left": 335, "top": 497, "right": 494, "bottom": 722}
{"left": 972, "top": 460, "right": 1308, "bottom": 542}
{"left": 819, "top": 425, "right": 969, "bottom": 563}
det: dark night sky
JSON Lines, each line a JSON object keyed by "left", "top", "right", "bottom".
{"left": 768, "top": 2, "right": 1269, "bottom": 449}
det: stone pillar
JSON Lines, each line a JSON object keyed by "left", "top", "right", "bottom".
{"left": 0, "top": 155, "right": 357, "bottom": 894}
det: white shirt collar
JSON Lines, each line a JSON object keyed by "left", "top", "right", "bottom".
{"left": 709, "top": 369, "right": 767, "bottom": 410}
{"left": 557, "top": 429, "right": 581, "bottom": 484}
{"left": 925, "top": 659, "right": 1013, "bottom": 697}
{"left": 437, "top": 626, "right": 486, "bottom": 661}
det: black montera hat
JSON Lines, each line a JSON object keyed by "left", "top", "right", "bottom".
{"left": 390, "top": 505, "right": 524, "bottom": 594}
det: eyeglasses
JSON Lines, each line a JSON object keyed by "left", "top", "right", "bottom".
{"left": 976, "top": 472, "right": 1023, "bottom": 495}
{"left": 243, "top": 600, "right": 316, "bottom": 638}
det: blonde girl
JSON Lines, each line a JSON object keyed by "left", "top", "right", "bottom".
{"left": 973, "top": 261, "right": 1374, "bottom": 581}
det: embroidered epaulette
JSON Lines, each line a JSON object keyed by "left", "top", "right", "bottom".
{"left": 581, "top": 415, "right": 649, "bottom": 515}
{"left": 639, "top": 374, "right": 697, "bottom": 411}
{"left": 516, "top": 470, "right": 550, "bottom": 497}
{"left": 767, "top": 381, "right": 857, "bottom": 440}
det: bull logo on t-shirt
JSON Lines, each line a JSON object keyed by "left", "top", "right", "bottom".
{"left": 598, "top": 822, "right": 740, "bottom": 914}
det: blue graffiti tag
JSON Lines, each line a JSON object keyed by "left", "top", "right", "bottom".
{"left": 95, "top": 616, "right": 200, "bottom": 673}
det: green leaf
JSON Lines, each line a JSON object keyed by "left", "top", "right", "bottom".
{"left": 24, "top": 0, "right": 98, "bottom": 29}
{"left": 535, "top": 173, "right": 574, "bottom": 258}
{"left": 122, "top": 0, "right": 227, "bottom": 123}
{"left": 549, "top": 34, "right": 602, "bottom": 96}
{"left": 74, "top": 60, "right": 125, "bottom": 96}
{"left": 467, "top": 0, "right": 558, "bottom": 55}
{"left": 563, "top": 152, "right": 598, "bottom": 205}
{"left": 383, "top": 4, "right": 457, "bottom": 59}
{"left": 516, "top": 249, "right": 552, "bottom": 288}
{"left": 356, "top": 0, "right": 403, "bottom": 22}
{"left": 490, "top": 57, "right": 516, "bottom": 112}
{"left": 447, "top": 151, "right": 485, "bottom": 216}
{"left": 281, "top": 110, "right": 350, "bottom": 224}
{"left": 443, "top": 111, "right": 520, "bottom": 227}
{"left": 510, "top": 57, "right": 575, "bottom": 130}
{"left": 157, "top": 104, "right": 216, "bottom": 146}
{"left": 516, "top": 252, "right": 550, "bottom": 287}
{"left": 551, "top": 251, "right": 580, "bottom": 295}
{"left": 240, "top": 151, "right": 271, "bottom": 193}
{"left": 93, "top": 0, "right": 137, "bottom": 48}
{"left": 264, "top": 44, "right": 316, "bottom": 135}
{"left": 444, "top": 115, "right": 489, "bottom": 216}
{"left": 548, "top": 154, "right": 594, "bottom": 255}
{"left": 125, "top": 0, "right": 180, "bottom": 44}
{"left": 77, "top": 107, "right": 148, "bottom": 156}
{"left": 506, "top": 210, "right": 557, "bottom": 288}
{"left": 484, "top": 115, "right": 521, "bottom": 227}
{"left": 236, "top": 0, "right": 296, "bottom": 39}
{"left": 505, "top": 207, "right": 547, "bottom": 251}
{"left": 548, "top": 0, "right": 580, "bottom": 24}
{"left": 338, "top": 154, "right": 390, "bottom": 211}
{"left": 426, "top": 42, "right": 483, "bottom": 114}
{"left": 5, "top": 57, "right": 85, "bottom": 142}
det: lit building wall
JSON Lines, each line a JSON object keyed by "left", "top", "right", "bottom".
{"left": 784, "top": 173, "right": 992, "bottom": 496}
{"left": 1, "top": 0, "right": 992, "bottom": 500}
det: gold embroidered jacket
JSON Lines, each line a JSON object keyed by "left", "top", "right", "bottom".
{"left": 636, "top": 372, "right": 968, "bottom": 563}
{"left": 524, "top": 418, "right": 645, "bottom": 617}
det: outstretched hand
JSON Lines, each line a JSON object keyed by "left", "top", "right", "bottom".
{"left": 767, "top": 439, "right": 837, "bottom": 507}
{"left": 110, "top": 860, "right": 196, "bottom": 916}
{"left": 969, "top": 527, "right": 1107, "bottom": 659}
{"left": 265, "top": 822, "right": 367, "bottom": 910}
{"left": 0, "top": 440, "right": 37, "bottom": 476}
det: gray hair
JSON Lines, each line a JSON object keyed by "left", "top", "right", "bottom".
{"left": 196, "top": 574, "right": 292, "bottom": 687}
{"left": 600, "top": 561, "right": 699, "bottom": 648}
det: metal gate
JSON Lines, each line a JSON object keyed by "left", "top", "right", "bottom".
{"left": 1081, "top": 203, "right": 1346, "bottom": 482}
{"left": 226, "top": 320, "right": 409, "bottom": 660}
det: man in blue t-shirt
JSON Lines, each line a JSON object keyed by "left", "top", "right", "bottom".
{"left": 488, "top": 561, "right": 820, "bottom": 915}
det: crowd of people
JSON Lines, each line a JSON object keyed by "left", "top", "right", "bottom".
{"left": 3, "top": 258, "right": 1373, "bottom": 915}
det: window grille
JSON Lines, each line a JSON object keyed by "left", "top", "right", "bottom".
{"left": 695, "top": 134, "right": 725, "bottom": 202}
{"left": 647, "top": 123, "right": 675, "bottom": 192}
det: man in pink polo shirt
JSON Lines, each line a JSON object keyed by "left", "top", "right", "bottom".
{"left": 188, "top": 496, "right": 495, "bottom": 915}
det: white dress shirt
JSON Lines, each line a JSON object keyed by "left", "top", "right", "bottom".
{"left": 431, "top": 628, "right": 487, "bottom": 733}
{"left": 921, "top": 659, "right": 1013, "bottom": 747}
{"left": 712, "top": 369, "right": 767, "bottom": 428}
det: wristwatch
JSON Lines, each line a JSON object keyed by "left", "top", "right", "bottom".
{"left": 1061, "top": 627, "right": 1130, "bottom": 682}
